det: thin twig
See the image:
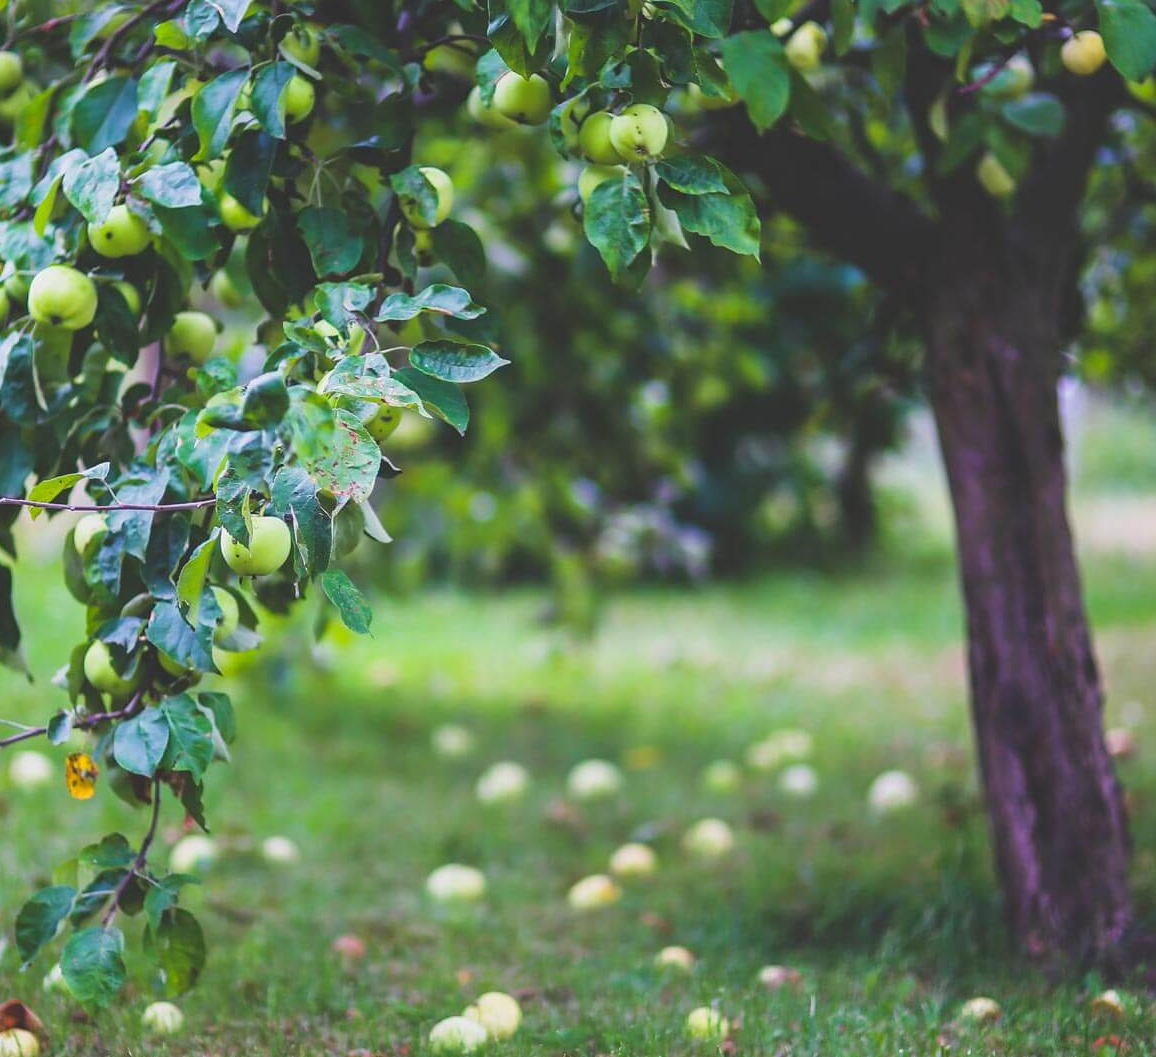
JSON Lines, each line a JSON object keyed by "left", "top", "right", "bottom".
{"left": 0, "top": 691, "right": 145, "bottom": 750}
{"left": 84, "top": 0, "right": 186, "bottom": 83}
{"left": 0, "top": 496, "right": 215, "bottom": 513}
{"left": 101, "top": 779, "right": 163, "bottom": 927}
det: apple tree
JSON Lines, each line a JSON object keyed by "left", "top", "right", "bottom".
{"left": 0, "top": 0, "right": 759, "bottom": 1006}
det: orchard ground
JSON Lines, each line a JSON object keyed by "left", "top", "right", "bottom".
{"left": 5, "top": 397, "right": 1156, "bottom": 1054}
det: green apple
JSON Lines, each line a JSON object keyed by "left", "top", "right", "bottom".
{"left": 413, "top": 229, "right": 435, "bottom": 266}
{"left": 113, "top": 281, "right": 143, "bottom": 318}
{"left": 467, "top": 85, "right": 517, "bottom": 130}
{"left": 608, "top": 841, "right": 657, "bottom": 878}
{"left": 426, "top": 862, "right": 487, "bottom": 902}
{"left": 688, "top": 82, "right": 738, "bottom": 110}
{"left": 608, "top": 104, "right": 668, "bottom": 163}
{"left": 142, "top": 1001, "right": 184, "bottom": 1035}
{"left": 558, "top": 95, "right": 591, "bottom": 152}
{"left": 0, "top": 1029, "right": 40, "bottom": 1057}
{"left": 578, "top": 164, "right": 624, "bottom": 204}
{"left": 210, "top": 269, "right": 244, "bottom": 308}
{"left": 83, "top": 640, "right": 140, "bottom": 697}
{"left": 220, "top": 515, "right": 292, "bottom": 576}
{"left": 0, "top": 51, "right": 23, "bottom": 96}
{"left": 1062, "top": 30, "right": 1107, "bottom": 75}
{"left": 975, "top": 55, "right": 1034, "bottom": 99}
{"left": 567, "top": 758, "right": 623, "bottom": 799}
{"left": 655, "top": 945, "right": 696, "bottom": 971}
{"left": 0, "top": 81, "right": 33, "bottom": 126}
{"left": 212, "top": 585, "right": 240, "bottom": 641}
{"left": 5, "top": 274, "right": 28, "bottom": 304}
{"left": 685, "top": 1007, "right": 729, "bottom": 1041}
{"left": 567, "top": 873, "right": 622, "bottom": 910}
{"left": 959, "top": 996, "right": 1002, "bottom": 1025}
{"left": 74, "top": 513, "right": 108, "bottom": 555}
{"left": 682, "top": 817, "right": 735, "bottom": 858}
{"left": 400, "top": 167, "right": 453, "bottom": 229}
{"left": 366, "top": 404, "right": 403, "bottom": 447}
{"left": 283, "top": 75, "right": 315, "bottom": 123}
{"left": 0, "top": 287, "right": 8, "bottom": 325}
{"left": 88, "top": 204, "right": 151, "bottom": 258}
{"left": 785, "top": 21, "right": 828, "bottom": 71}
{"left": 428, "top": 1016, "right": 488, "bottom": 1054}
{"left": 492, "top": 71, "right": 552, "bottom": 125}
{"left": 976, "top": 152, "right": 1015, "bottom": 198}
{"left": 218, "top": 192, "right": 265, "bottom": 232}
{"left": 169, "top": 833, "right": 218, "bottom": 873}
{"left": 28, "top": 265, "right": 98, "bottom": 330}
{"left": 157, "top": 649, "right": 193, "bottom": 677}
{"left": 578, "top": 111, "right": 623, "bottom": 164}
{"left": 197, "top": 158, "right": 226, "bottom": 192}
{"left": 164, "top": 310, "right": 217, "bottom": 360}
{"left": 281, "top": 23, "right": 321, "bottom": 66}
{"left": 463, "top": 992, "right": 521, "bottom": 1040}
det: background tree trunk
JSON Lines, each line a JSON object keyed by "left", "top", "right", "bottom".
{"left": 923, "top": 260, "right": 1132, "bottom": 963}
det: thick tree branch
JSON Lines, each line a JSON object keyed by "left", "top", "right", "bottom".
{"left": 706, "top": 111, "right": 935, "bottom": 294}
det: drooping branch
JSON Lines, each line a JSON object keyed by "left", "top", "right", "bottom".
{"left": 0, "top": 691, "right": 145, "bottom": 750}
{"left": 101, "top": 779, "right": 163, "bottom": 927}
{"left": 0, "top": 496, "right": 216, "bottom": 513}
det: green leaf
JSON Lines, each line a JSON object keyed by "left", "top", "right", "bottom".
{"left": 138, "top": 60, "right": 177, "bottom": 118}
{"left": 431, "top": 221, "right": 487, "bottom": 288}
{"left": 376, "top": 285, "right": 486, "bottom": 322}
{"left": 719, "top": 31, "right": 791, "bottom": 132}
{"left": 134, "top": 162, "right": 203, "bottom": 208}
{"left": 832, "top": 0, "right": 856, "bottom": 54}
{"left": 1097, "top": 0, "right": 1156, "bottom": 81}
{"left": 409, "top": 341, "right": 510, "bottom": 383}
{"left": 113, "top": 708, "right": 171, "bottom": 777}
{"left": 390, "top": 166, "right": 439, "bottom": 227}
{"left": 659, "top": 185, "right": 761, "bottom": 258}
{"left": 583, "top": 169, "right": 650, "bottom": 281}
{"left": 71, "top": 76, "right": 139, "bottom": 153}
{"left": 61, "top": 927, "right": 126, "bottom": 1007}
{"left": 144, "top": 908, "right": 206, "bottom": 997}
{"left": 509, "top": 0, "right": 555, "bottom": 51}
{"left": 689, "top": 0, "right": 734, "bottom": 37}
{"left": 176, "top": 535, "right": 217, "bottom": 627}
{"left": 1009, "top": 0, "right": 1043, "bottom": 25}
{"left": 655, "top": 155, "right": 729, "bottom": 195}
{"left": 301, "top": 409, "right": 381, "bottom": 504}
{"left": 320, "top": 569, "right": 373, "bottom": 634}
{"left": 393, "top": 367, "right": 470, "bottom": 434}
{"left": 224, "top": 130, "right": 277, "bottom": 215}
{"left": 144, "top": 874, "right": 200, "bottom": 934}
{"left": 872, "top": 23, "right": 908, "bottom": 99}
{"left": 159, "top": 694, "right": 215, "bottom": 780}
{"left": 79, "top": 833, "right": 135, "bottom": 868}
{"left": 25, "top": 464, "right": 110, "bottom": 519}
{"left": 16, "top": 885, "right": 76, "bottom": 966}
{"left": 250, "top": 61, "right": 296, "bottom": 139}
{"left": 270, "top": 466, "right": 332, "bottom": 575}
{"left": 1001, "top": 93, "right": 1064, "bottom": 137}
{"left": 215, "top": 0, "right": 251, "bottom": 31}
{"left": 296, "top": 206, "right": 366, "bottom": 277}
{"left": 192, "top": 69, "right": 248, "bottom": 160}
{"left": 62, "top": 148, "right": 120, "bottom": 226}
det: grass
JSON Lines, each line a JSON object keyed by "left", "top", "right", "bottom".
{"left": 4, "top": 530, "right": 1156, "bottom": 1055}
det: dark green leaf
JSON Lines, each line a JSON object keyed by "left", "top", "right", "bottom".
{"left": 583, "top": 168, "right": 650, "bottom": 281}
{"left": 393, "top": 367, "right": 470, "bottom": 434}
{"left": 134, "top": 162, "right": 203, "bottom": 208}
{"left": 159, "top": 694, "right": 215, "bottom": 780}
{"left": 376, "top": 284, "right": 486, "bottom": 322}
{"left": 719, "top": 31, "right": 791, "bottom": 132}
{"left": 320, "top": 569, "right": 373, "bottom": 634}
{"left": 409, "top": 341, "right": 510, "bottom": 383}
{"left": 1097, "top": 0, "right": 1156, "bottom": 81}
{"left": 250, "top": 61, "right": 296, "bottom": 139}
{"left": 113, "top": 708, "right": 171, "bottom": 777}
{"left": 655, "top": 155, "right": 729, "bottom": 195}
{"left": 296, "top": 206, "right": 366, "bottom": 277}
{"left": 192, "top": 69, "right": 248, "bottom": 160}
{"left": 16, "top": 885, "right": 76, "bottom": 966}
{"left": 62, "top": 147, "right": 120, "bottom": 225}
{"left": 71, "top": 77, "right": 139, "bottom": 153}
{"left": 61, "top": 926, "right": 126, "bottom": 1007}
{"left": 144, "top": 908, "right": 205, "bottom": 996}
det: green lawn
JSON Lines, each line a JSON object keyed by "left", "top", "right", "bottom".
{"left": 4, "top": 531, "right": 1156, "bottom": 1054}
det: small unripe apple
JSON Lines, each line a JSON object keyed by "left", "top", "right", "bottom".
{"left": 0, "top": 287, "right": 8, "bottom": 324}
{"left": 164, "top": 310, "right": 217, "bottom": 360}
{"left": 608, "top": 104, "right": 668, "bottom": 163}
{"left": 558, "top": 94, "right": 591, "bottom": 152}
{"left": 578, "top": 111, "right": 624, "bottom": 164}
{"left": 83, "top": 640, "right": 140, "bottom": 697}
{"left": 976, "top": 152, "right": 1016, "bottom": 197}
{"left": 463, "top": 992, "right": 521, "bottom": 1039}
{"left": 467, "top": 85, "right": 517, "bottom": 130}
{"left": 745, "top": 728, "right": 813, "bottom": 771}
{"left": 0, "top": 1029, "right": 40, "bottom": 1057}
{"left": 414, "top": 229, "right": 436, "bottom": 266}
{"left": 9, "top": 749, "right": 53, "bottom": 789}
{"left": 401, "top": 167, "right": 453, "bottom": 229}
{"left": 785, "top": 21, "right": 828, "bottom": 71}
{"left": 261, "top": 835, "right": 300, "bottom": 863}
{"left": 0, "top": 51, "right": 23, "bottom": 95}
{"left": 88, "top": 204, "right": 151, "bottom": 258}
{"left": 475, "top": 760, "right": 530, "bottom": 803}
{"left": 169, "top": 833, "right": 218, "bottom": 873}
{"left": 5, "top": 274, "right": 29, "bottom": 304}
{"left": 492, "top": 71, "right": 552, "bottom": 125}
{"left": 220, "top": 515, "right": 292, "bottom": 576}
{"left": 212, "top": 585, "right": 239, "bottom": 641}
{"left": 210, "top": 269, "right": 244, "bottom": 308}
{"left": 578, "top": 164, "right": 624, "bottom": 204}
{"left": 366, "top": 404, "right": 403, "bottom": 447}
{"left": 157, "top": 649, "right": 192, "bottom": 678}
{"left": 0, "top": 81, "right": 35, "bottom": 127}
{"left": 1062, "top": 30, "right": 1107, "bottom": 76}
{"left": 609, "top": 842, "right": 657, "bottom": 878}
{"left": 688, "top": 82, "right": 738, "bottom": 110}
{"left": 142, "top": 1001, "right": 184, "bottom": 1035}
{"left": 197, "top": 158, "right": 226, "bottom": 192}
{"left": 429, "top": 1016, "right": 488, "bottom": 1053}
{"left": 654, "top": 945, "right": 695, "bottom": 971}
{"left": 281, "top": 23, "right": 321, "bottom": 66}
{"left": 974, "top": 54, "right": 1035, "bottom": 99}
{"left": 757, "top": 964, "right": 803, "bottom": 991}
{"left": 567, "top": 873, "right": 622, "bottom": 910}
{"left": 700, "top": 759, "right": 741, "bottom": 793}
{"left": 778, "top": 763, "right": 819, "bottom": 797}
{"left": 867, "top": 769, "right": 919, "bottom": 813}
{"left": 426, "top": 863, "right": 486, "bottom": 902}
{"left": 431, "top": 723, "right": 474, "bottom": 758}
{"left": 685, "top": 1006, "right": 729, "bottom": 1041}
{"left": 218, "top": 192, "right": 265, "bottom": 232}
{"left": 1090, "top": 989, "right": 1126, "bottom": 1018}
{"left": 74, "top": 513, "right": 108, "bottom": 555}
{"left": 682, "top": 818, "right": 734, "bottom": 859}
{"left": 113, "top": 281, "right": 143, "bottom": 318}
{"left": 283, "top": 75, "right": 315, "bottom": 122}
{"left": 959, "top": 996, "right": 1002, "bottom": 1025}
{"left": 28, "top": 265, "right": 98, "bottom": 330}
{"left": 567, "top": 758, "right": 624, "bottom": 799}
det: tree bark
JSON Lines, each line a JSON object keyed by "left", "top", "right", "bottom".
{"left": 923, "top": 254, "right": 1132, "bottom": 963}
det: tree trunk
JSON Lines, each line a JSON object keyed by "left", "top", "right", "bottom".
{"left": 923, "top": 262, "right": 1132, "bottom": 963}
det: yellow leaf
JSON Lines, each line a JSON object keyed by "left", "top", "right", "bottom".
{"left": 65, "top": 753, "right": 98, "bottom": 800}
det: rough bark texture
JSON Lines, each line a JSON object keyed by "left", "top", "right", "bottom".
{"left": 922, "top": 243, "right": 1132, "bottom": 962}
